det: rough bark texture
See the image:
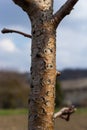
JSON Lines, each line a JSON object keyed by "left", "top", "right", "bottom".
{"left": 28, "top": 1, "right": 56, "bottom": 129}
{"left": 12, "top": 0, "right": 78, "bottom": 130}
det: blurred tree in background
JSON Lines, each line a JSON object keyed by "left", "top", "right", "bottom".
{"left": 0, "top": 71, "right": 29, "bottom": 109}
{"left": 55, "top": 79, "right": 64, "bottom": 108}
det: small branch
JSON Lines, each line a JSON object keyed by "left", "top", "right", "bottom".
{"left": 53, "top": 0, "right": 78, "bottom": 28}
{"left": 1, "top": 28, "right": 32, "bottom": 39}
{"left": 54, "top": 105, "right": 77, "bottom": 121}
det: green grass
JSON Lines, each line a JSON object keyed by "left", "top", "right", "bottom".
{"left": 76, "top": 107, "right": 87, "bottom": 114}
{"left": 0, "top": 107, "right": 87, "bottom": 116}
{"left": 0, "top": 109, "right": 28, "bottom": 116}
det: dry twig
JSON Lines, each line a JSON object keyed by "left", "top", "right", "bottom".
{"left": 1, "top": 28, "right": 32, "bottom": 39}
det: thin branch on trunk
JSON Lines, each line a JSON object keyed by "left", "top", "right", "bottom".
{"left": 54, "top": 106, "right": 77, "bottom": 121}
{"left": 1, "top": 28, "right": 32, "bottom": 39}
{"left": 53, "top": 0, "right": 78, "bottom": 27}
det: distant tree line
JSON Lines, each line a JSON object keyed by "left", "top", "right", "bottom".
{"left": 0, "top": 71, "right": 29, "bottom": 109}
{"left": 0, "top": 70, "right": 63, "bottom": 109}
{"left": 1, "top": 69, "right": 86, "bottom": 109}
{"left": 60, "top": 69, "right": 87, "bottom": 80}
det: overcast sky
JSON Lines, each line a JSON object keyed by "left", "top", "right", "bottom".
{"left": 0, "top": 0, "right": 87, "bottom": 72}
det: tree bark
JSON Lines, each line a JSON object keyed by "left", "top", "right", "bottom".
{"left": 12, "top": 0, "right": 78, "bottom": 130}
{"left": 28, "top": 1, "right": 56, "bottom": 129}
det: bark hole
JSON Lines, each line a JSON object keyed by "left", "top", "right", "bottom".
{"left": 31, "top": 84, "right": 34, "bottom": 88}
{"left": 46, "top": 64, "right": 53, "bottom": 69}
{"left": 46, "top": 91, "right": 50, "bottom": 96}
{"left": 36, "top": 53, "right": 42, "bottom": 58}
{"left": 32, "top": 30, "right": 36, "bottom": 34}
{"left": 41, "top": 107, "right": 46, "bottom": 114}
{"left": 47, "top": 79, "right": 51, "bottom": 85}
{"left": 44, "top": 48, "right": 53, "bottom": 54}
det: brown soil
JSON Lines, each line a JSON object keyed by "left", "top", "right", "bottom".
{"left": 55, "top": 113, "right": 87, "bottom": 130}
{"left": 0, "top": 113, "right": 87, "bottom": 130}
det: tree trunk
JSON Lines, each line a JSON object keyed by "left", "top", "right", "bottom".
{"left": 28, "top": 1, "right": 56, "bottom": 129}
{"left": 12, "top": 0, "right": 78, "bottom": 130}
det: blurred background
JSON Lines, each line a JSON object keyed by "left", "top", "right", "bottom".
{"left": 0, "top": 0, "right": 87, "bottom": 130}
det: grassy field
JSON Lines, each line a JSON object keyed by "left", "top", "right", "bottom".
{"left": 0, "top": 109, "right": 28, "bottom": 116}
{"left": 0, "top": 108, "right": 87, "bottom": 130}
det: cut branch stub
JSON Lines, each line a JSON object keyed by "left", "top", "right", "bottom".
{"left": 54, "top": 105, "right": 77, "bottom": 121}
{"left": 56, "top": 71, "right": 61, "bottom": 77}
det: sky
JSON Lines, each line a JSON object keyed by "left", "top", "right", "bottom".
{"left": 0, "top": 0, "right": 87, "bottom": 72}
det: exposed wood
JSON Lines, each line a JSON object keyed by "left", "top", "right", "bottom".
{"left": 1, "top": 28, "right": 32, "bottom": 39}
{"left": 53, "top": 0, "right": 78, "bottom": 27}
{"left": 54, "top": 106, "right": 77, "bottom": 121}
